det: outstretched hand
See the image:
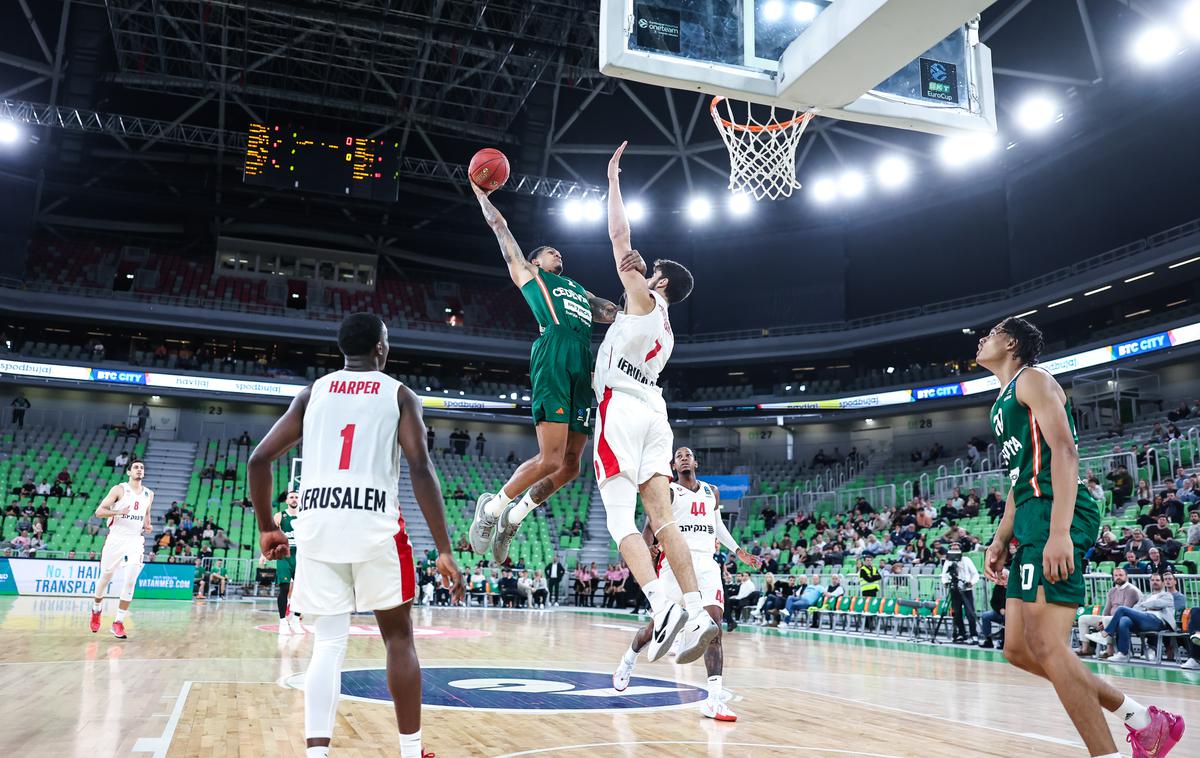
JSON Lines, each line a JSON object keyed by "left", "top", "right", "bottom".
{"left": 607, "top": 141, "right": 627, "bottom": 182}
{"left": 618, "top": 249, "right": 646, "bottom": 274}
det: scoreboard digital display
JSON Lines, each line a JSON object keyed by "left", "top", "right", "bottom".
{"left": 243, "top": 123, "right": 400, "bottom": 202}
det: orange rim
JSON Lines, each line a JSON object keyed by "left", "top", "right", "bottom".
{"left": 710, "top": 95, "right": 813, "bottom": 133}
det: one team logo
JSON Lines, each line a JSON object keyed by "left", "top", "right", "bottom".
{"left": 317, "top": 666, "right": 707, "bottom": 712}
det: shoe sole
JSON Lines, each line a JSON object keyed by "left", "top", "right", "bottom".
{"left": 646, "top": 606, "right": 688, "bottom": 663}
{"left": 675, "top": 620, "right": 719, "bottom": 665}
{"left": 491, "top": 505, "right": 520, "bottom": 564}
{"left": 468, "top": 493, "right": 496, "bottom": 554}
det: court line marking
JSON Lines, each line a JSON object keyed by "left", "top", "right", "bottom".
{"left": 131, "top": 680, "right": 191, "bottom": 757}
{"left": 493, "top": 741, "right": 906, "bottom": 757}
{"left": 740, "top": 684, "right": 1084, "bottom": 748}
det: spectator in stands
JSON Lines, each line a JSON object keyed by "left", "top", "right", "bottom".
{"left": 1122, "top": 550, "right": 1152, "bottom": 575}
{"left": 1132, "top": 479, "right": 1151, "bottom": 508}
{"left": 912, "top": 534, "right": 935, "bottom": 565}
{"left": 985, "top": 489, "right": 1005, "bottom": 522}
{"left": 1106, "top": 465, "right": 1133, "bottom": 509}
{"left": 1125, "top": 529, "right": 1152, "bottom": 560}
{"left": 1187, "top": 510, "right": 1200, "bottom": 548}
{"left": 1086, "top": 475, "right": 1105, "bottom": 505}
{"left": 725, "top": 573, "right": 759, "bottom": 631}
{"left": 136, "top": 402, "right": 150, "bottom": 435}
{"left": 1162, "top": 487, "right": 1186, "bottom": 524}
{"left": 34, "top": 480, "right": 50, "bottom": 496}
{"left": 573, "top": 564, "right": 593, "bottom": 606}
{"left": 1076, "top": 566, "right": 1142, "bottom": 657}
{"left": 1163, "top": 572, "right": 1186, "bottom": 623}
{"left": 10, "top": 394, "right": 30, "bottom": 428}
{"left": 33, "top": 502, "right": 49, "bottom": 530}
{"left": 12, "top": 530, "right": 31, "bottom": 555}
{"left": 782, "top": 575, "right": 821, "bottom": 624}
{"left": 85, "top": 516, "right": 100, "bottom": 536}
{"left": 505, "top": 451, "right": 517, "bottom": 463}
{"left": 475, "top": 433, "right": 486, "bottom": 456}
{"left": 114, "top": 451, "right": 129, "bottom": 470}
{"left": 55, "top": 468, "right": 71, "bottom": 486}
{"left": 891, "top": 523, "right": 917, "bottom": 546}
{"left": 1086, "top": 530, "right": 1125, "bottom": 567}
{"left": 3, "top": 502, "right": 17, "bottom": 518}
{"left": 1167, "top": 401, "right": 1191, "bottom": 422}
{"left": 1146, "top": 547, "right": 1176, "bottom": 576}
{"left": 49, "top": 481, "right": 64, "bottom": 497}
{"left": 236, "top": 431, "right": 251, "bottom": 447}
{"left": 1146, "top": 515, "right": 1175, "bottom": 545}
{"left": 426, "top": 425, "right": 435, "bottom": 453}
{"left": 1091, "top": 572, "right": 1177, "bottom": 662}
{"left": 532, "top": 570, "right": 548, "bottom": 608}
{"left": 978, "top": 564, "right": 1009, "bottom": 649}
{"left": 67, "top": 550, "right": 76, "bottom": 560}
{"left": 965, "top": 442, "right": 979, "bottom": 466}
{"left": 545, "top": 554, "right": 565, "bottom": 605}
{"left": 863, "top": 534, "right": 887, "bottom": 556}
{"left": 516, "top": 570, "right": 534, "bottom": 608}
{"left": 498, "top": 568, "right": 519, "bottom": 607}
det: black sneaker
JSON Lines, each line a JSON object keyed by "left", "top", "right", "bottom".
{"left": 979, "top": 638, "right": 994, "bottom": 649}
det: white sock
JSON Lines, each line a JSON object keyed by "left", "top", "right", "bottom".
{"left": 1116, "top": 694, "right": 1150, "bottom": 730}
{"left": 399, "top": 730, "right": 422, "bottom": 758}
{"left": 683, "top": 591, "right": 703, "bottom": 620}
{"left": 1092, "top": 754, "right": 1120, "bottom": 758}
{"left": 115, "top": 609, "right": 126, "bottom": 623}
{"left": 707, "top": 675, "right": 722, "bottom": 702}
{"left": 622, "top": 645, "right": 639, "bottom": 666}
{"left": 508, "top": 493, "right": 539, "bottom": 524}
{"left": 92, "top": 601, "right": 102, "bottom": 613}
{"left": 305, "top": 748, "right": 328, "bottom": 758}
{"left": 484, "top": 489, "right": 514, "bottom": 517}
{"left": 643, "top": 579, "right": 667, "bottom": 616}
{"left": 306, "top": 614, "right": 350, "bottom": 743}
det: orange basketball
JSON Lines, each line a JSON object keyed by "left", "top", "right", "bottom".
{"left": 468, "top": 148, "right": 510, "bottom": 190}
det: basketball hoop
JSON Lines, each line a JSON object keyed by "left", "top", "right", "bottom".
{"left": 710, "top": 96, "right": 815, "bottom": 201}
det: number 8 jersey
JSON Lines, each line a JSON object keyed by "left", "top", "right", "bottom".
{"left": 669, "top": 480, "right": 720, "bottom": 554}
{"left": 294, "top": 369, "right": 405, "bottom": 563}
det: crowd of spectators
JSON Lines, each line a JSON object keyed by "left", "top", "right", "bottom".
{"left": 144, "top": 501, "right": 236, "bottom": 566}
{"left": 416, "top": 553, "right": 628, "bottom": 610}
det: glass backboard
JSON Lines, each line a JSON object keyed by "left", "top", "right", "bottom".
{"left": 600, "top": 0, "right": 998, "bottom": 136}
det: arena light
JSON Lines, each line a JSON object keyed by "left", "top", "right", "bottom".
{"left": 509, "top": 392, "right": 518, "bottom": 400}
{"left": 1186, "top": 1, "right": 1200, "bottom": 39}
{"left": 582, "top": 199, "right": 604, "bottom": 222}
{"left": 1124, "top": 271, "right": 1155, "bottom": 283}
{"left": 728, "top": 191, "right": 752, "bottom": 216}
{"left": 1015, "top": 309, "right": 1038, "bottom": 318}
{"left": 1169, "top": 256, "right": 1200, "bottom": 269}
{"left": 562, "top": 200, "right": 583, "bottom": 223}
{"left": 811, "top": 178, "right": 838, "bottom": 204}
{"left": 1084, "top": 285, "right": 1112, "bottom": 296}
{"left": 792, "top": 2, "right": 819, "bottom": 23}
{"left": 885, "top": 366, "right": 895, "bottom": 374}
{"left": 1132, "top": 27, "right": 1180, "bottom": 65}
{"left": 1016, "top": 96, "right": 1060, "bottom": 133}
{"left": 1047, "top": 297, "right": 1074, "bottom": 308}
{"left": 1125, "top": 309, "right": 1151, "bottom": 319}
{"left": 938, "top": 133, "right": 996, "bottom": 168}
{"left": 0, "top": 121, "right": 19, "bottom": 145}
{"left": 785, "top": 384, "right": 793, "bottom": 391}
{"left": 838, "top": 170, "right": 866, "bottom": 199}
{"left": 687, "top": 196, "right": 712, "bottom": 221}
{"left": 626, "top": 200, "right": 646, "bottom": 222}
{"left": 875, "top": 156, "right": 911, "bottom": 189}
{"left": 762, "top": 0, "right": 785, "bottom": 23}
{"left": 521, "top": 394, "right": 530, "bottom": 401}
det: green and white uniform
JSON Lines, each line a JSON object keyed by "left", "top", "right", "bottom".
{"left": 520, "top": 268, "right": 594, "bottom": 434}
{"left": 276, "top": 510, "right": 298, "bottom": 583}
{"left": 989, "top": 365, "right": 1100, "bottom": 605}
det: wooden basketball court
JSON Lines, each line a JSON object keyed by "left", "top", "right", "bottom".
{"left": 0, "top": 596, "right": 1196, "bottom": 757}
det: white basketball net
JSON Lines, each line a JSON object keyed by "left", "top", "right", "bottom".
{"left": 710, "top": 96, "right": 815, "bottom": 201}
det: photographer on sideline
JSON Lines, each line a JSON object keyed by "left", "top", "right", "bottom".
{"left": 941, "top": 542, "right": 979, "bottom": 643}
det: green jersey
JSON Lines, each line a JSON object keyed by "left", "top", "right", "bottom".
{"left": 280, "top": 511, "right": 297, "bottom": 549}
{"left": 989, "top": 365, "right": 1091, "bottom": 508}
{"left": 520, "top": 268, "right": 592, "bottom": 342}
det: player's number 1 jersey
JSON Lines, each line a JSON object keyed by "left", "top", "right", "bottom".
{"left": 295, "top": 370, "right": 405, "bottom": 562}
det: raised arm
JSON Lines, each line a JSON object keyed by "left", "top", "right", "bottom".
{"left": 607, "top": 142, "right": 654, "bottom": 315}
{"left": 397, "top": 386, "right": 464, "bottom": 603}
{"left": 471, "top": 182, "right": 535, "bottom": 288}
{"left": 94, "top": 485, "right": 126, "bottom": 518}
{"left": 248, "top": 386, "right": 310, "bottom": 560}
{"left": 1017, "top": 368, "right": 1080, "bottom": 584}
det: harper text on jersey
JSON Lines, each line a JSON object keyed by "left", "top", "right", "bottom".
{"left": 327, "top": 380, "right": 382, "bottom": 395}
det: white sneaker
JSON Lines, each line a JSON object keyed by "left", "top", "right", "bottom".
{"left": 645, "top": 603, "right": 689, "bottom": 662}
{"left": 612, "top": 656, "right": 636, "bottom": 692}
{"left": 700, "top": 699, "right": 737, "bottom": 722}
{"left": 1180, "top": 658, "right": 1200, "bottom": 670}
{"left": 675, "top": 614, "right": 719, "bottom": 665}
{"left": 278, "top": 619, "right": 292, "bottom": 636}
{"left": 1085, "top": 632, "right": 1109, "bottom": 647}
{"left": 1108, "top": 652, "right": 1130, "bottom": 662}
{"left": 289, "top": 616, "right": 306, "bottom": 635}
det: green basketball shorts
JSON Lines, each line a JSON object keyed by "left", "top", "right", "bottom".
{"left": 529, "top": 332, "right": 594, "bottom": 435}
{"left": 1010, "top": 496, "right": 1100, "bottom": 606}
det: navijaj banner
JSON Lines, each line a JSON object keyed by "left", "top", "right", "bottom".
{"left": 0, "top": 558, "right": 196, "bottom": 600}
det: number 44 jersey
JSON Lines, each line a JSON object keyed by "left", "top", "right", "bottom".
{"left": 669, "top": 480, "right": 721, "bottom": 554}
{"left": 295, "top": 369, "right": 405, "bottom": 562}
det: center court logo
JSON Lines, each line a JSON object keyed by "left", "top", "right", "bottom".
{"left": 331, "top": 666, "right": 707, "bottom": 712}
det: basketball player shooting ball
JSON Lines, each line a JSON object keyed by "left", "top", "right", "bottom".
{"left": 613, "top": 446, "right": 761, "bottom": 721}
{"left": 89, "top": 459, "right": 153, "bottom": 639}
{"left": 249, "top": 313, "right": 464, "bottom": 758}
{"left": 467, "top": 175, "right": 639, "bottom": 563}
{"left": 593, "top": 140, "right": 716, "bottom": 663}
{"left": 978, "top": 317, "right": 1184, "bottom": 758}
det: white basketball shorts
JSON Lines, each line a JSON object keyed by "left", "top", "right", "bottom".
{"left": 292, "top": 530, "right": 416, "bottom": 616}
{"left": 100, "top": 533, "right": 145, "bottom": 574}
{"left": 593, "top": 387, "right": 673, "bottom": 487}
{"left": 657, "top": 550, "right": 725, "bottom": 609}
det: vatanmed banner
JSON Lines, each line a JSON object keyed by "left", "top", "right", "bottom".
{"left": 0, "top": 558, "right": 196, "bottom": 600}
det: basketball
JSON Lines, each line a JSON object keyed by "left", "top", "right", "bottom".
{"left": 468, "top": 148, "right": 510, "bottom": 190}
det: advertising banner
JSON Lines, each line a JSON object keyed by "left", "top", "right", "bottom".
{"left": 0, "top": 558, "right": 196, "bottom": 600}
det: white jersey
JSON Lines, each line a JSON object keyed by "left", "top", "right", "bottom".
{"left": 295, "top": 370, "right": 405, "bottom": 562}
{"left": 593, "top": 290, "right": 673, "bottom": 415}
{"left": 669, "top": 479, "right": 721, "bottom": 554}
{"left": 108, "top": 482, "right": 153, "bottom": 539}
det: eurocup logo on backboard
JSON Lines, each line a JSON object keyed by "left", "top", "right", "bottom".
{"left": 331, "top": 666, "right": 707, "bottom": 712}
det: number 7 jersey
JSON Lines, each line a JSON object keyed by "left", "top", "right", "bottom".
{"left": 669, "top": 480, "right": 721, "bottom": 554}
{"left": 295, "top": 369, "right": 405, "bottom": 563}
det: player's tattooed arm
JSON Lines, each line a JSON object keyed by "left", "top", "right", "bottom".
{"left": 470, "top": 181, "right": 534, "bottom": 287}
{"left": 586, "top": 292, "right": 620, "bottom": 324}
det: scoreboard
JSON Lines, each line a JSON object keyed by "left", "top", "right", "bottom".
{"left": 243, "top": 123, "right": 400, "bottom": 202}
